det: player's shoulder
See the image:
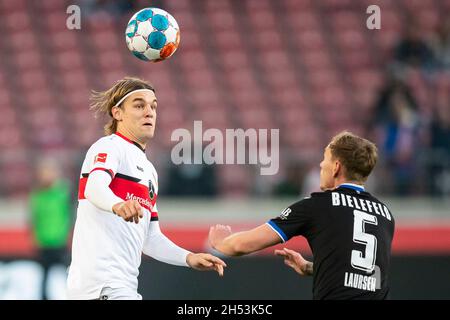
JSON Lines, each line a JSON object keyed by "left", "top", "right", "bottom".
{"left": 304, "top": 190, "right": 335, "bottom": 203}
{"left": 88, "top": 134, "right": 123, "bottom": 152}
{"left": 92, "top": 134, "right": 120, "bottom": 146}
{"left": 286, "top": 190, "right": 325, "bottom": 209}
{"left": 290, "top": 190, "right": 337, "bottom": 209}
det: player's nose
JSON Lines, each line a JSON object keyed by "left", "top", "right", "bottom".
{"left": 143, "top": 106, "right": 153, "bottom": 117}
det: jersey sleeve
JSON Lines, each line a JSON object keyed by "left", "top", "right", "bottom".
{"left": 149, "top": 163, "right": 159, "bottom": 219}
{"left": 84, "top": 138, "right": 121, "bottom": 178}
{"left": 142, "top": 221, "right": 191, "bottom": 266}
{"left": 267, "top": 197, "right": 313, "bottom": 242}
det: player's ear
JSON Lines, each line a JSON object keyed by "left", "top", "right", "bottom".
{"left": 333, "top": 160, "right": 340, "bottom": 178}
{"left": 111, "top": 106, "right": 123, "bottom": 121}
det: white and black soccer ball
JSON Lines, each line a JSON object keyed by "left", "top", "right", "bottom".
{"left": 125, "top": 7, "right": 180, "bottom": 62}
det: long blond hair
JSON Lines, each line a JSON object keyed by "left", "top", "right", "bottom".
{"left": 90, "top": 77, "right": 155, "bottom": 135}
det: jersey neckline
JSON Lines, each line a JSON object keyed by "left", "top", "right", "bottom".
{"left": 337, "top": 183, "right": 365, "bottom": 192}
{"left": 114, "top": 132, "right": 146, "bottom": 153}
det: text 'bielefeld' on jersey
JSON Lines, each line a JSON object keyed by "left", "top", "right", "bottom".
{"left": 267, "top": 184, "right": 395, "bottom": 300}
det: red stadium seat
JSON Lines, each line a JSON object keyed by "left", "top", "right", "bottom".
{"left": 220, "top": 50, "right": 250, "bottom": 71}
{"left": 1, "top": 160, "right": 32, "bottom": 196}
{"left": 7, "top": 32, "right": 39, "bottom": 51}
{"left": 0, "top": 89, "right": 12, "bottom": 107}
{"left": 283, "top": 0, "right": 314, "bottom": 10}
{"left": 286, "top": 11, "right": 321, "bottom": 32}
{"left": 13, "top": 51, "right": 44, "bottom": 71}
{"left": 214, "top": 30, "right": 243, "bottom": 51}
{"left": 44, "top": 12, "right": 71, "bottom": 32}
{"left": 205, "top": 0, "right": 233, "bottom": 11}
{"left": 34, "top": 0, "right": 64, "bottom": 12}
{"left": 0, "top": 0, "right": 26, "bottom": 12}
{"left": 49, "top": 31, "right": 80, "bottom": 52}
{"left": 3, "top": 11, "right": 31, "bottom": 32}
{"left": 171, "top": 11, "right": 196, "bottom": 31}
{"left": 90, "top": 31, "right": 121, "bottom": 51}
{"left": 16, "top": 71, "right": 49, "bottom": 91}
{"left": 248, "top": 10, "right": 276, "bottom": 31}
{"left": 207, "top": 11, "right": 236, "bottom": 32}
{"left": 54, "top": 51, "right": 84, "bottom": 71}
{"left": 301, "top": 50, "right": 334, "bottom": 70}
{"left": 293, "top": 30, "right": 327, "bottom": 51}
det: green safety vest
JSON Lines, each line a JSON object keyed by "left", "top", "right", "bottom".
{"left": 29, "top": 180, "right": 71, "bottom": 248}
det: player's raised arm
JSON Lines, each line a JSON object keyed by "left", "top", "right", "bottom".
{"left": 143, "top": 220, "right": 227, "bottom": 276}
{"left": 208, "top": 224, "right": 282, "bottom": 256}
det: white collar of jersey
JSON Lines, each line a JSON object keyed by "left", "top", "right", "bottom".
{"left": 114, "top": 132, "right": 146, "bottom": 153}
{"left": 113, "top": 89, "right": 155, "bottom": 108}
{"left": 338, "top": 183, "right": 365, "bottom": 192}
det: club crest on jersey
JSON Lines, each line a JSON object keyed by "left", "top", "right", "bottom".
{"left": 94, "top": 153, "right": 107, "bottom": 164}
{"left": 279, "top": 207, "right": 292, "bottom": 220}
{"left": 149, "top": 180, "right": 155, "bottom": 200}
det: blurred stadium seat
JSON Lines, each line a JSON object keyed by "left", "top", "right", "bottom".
{"left": 0, "top": 0, "right": 448, "bottom": 197}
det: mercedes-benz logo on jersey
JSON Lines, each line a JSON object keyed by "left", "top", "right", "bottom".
{"left": 279, "top": 207, "right": 291, "bottom": 220}
{"left": 148, "top": 180, "right": 155, "bottom": 200}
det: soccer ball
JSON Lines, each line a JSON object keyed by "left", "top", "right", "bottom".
{"left": 125, "top": 7, "right": 180, "bottom": 62}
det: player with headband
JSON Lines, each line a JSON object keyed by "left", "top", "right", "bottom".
{"left": 67, "top": 77, "right": 226, "bottom": 300}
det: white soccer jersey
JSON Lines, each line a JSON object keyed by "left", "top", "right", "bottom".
{"left": 67, "top": 132, "right": 160, "bottom": 299}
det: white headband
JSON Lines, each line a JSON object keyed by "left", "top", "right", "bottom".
{"left": 113, "top": 89, "right": 155, "bottom": 108}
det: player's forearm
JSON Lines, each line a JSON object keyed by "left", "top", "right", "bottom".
{"left": 213, "top": 224, "right": 281, "bottom": 256}
{"left": 214, "top": 232, "right": 258, "bottom": 257}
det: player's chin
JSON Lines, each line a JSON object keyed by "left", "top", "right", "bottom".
{"left": 142, "top": 128, "right": 155, "bottom": 139}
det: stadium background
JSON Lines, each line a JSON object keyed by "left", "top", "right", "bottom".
{"left": 0, "top": 0, "right": 449, "bottom": 299}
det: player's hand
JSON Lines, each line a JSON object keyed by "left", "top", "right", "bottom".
{"left": 208, "top": 224, "right": 232, "bottom": 250}
{"left": 186, "top": 253, "right": 227, "bottom": 276}
{"left": 112, "top": 200, "right": 144, "bottom": 224}
{"left": 274, "top": 248, "right": 312, "bottom": 276}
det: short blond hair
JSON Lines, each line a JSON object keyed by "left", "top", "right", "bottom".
{"left": 90, "top": 77, "right": 155, "bottom": 135}
{"left": 328, "top": 131, "right": 378, "bottom": 182}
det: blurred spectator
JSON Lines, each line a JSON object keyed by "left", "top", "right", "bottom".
{"left": 393, "top": 19, "right": 435, "bottom": 72}
{"left": 427, "top": 100, "right": 450, "bottom": 197}
{"left": 165, "top": 163, "right": 218, "bottom": 197}
{"left": 372, "top": 76, "right": 422, "bottom": 195}
{"left": 371, "top": 75, "right": 419, "bottom": 127}
{"left": 430, "top": 20, "right": 450, "bottom": 70}
{"left": 272, "top": 161, "right": 304, "bottom": 196}
{"left": 165, "top": 138, "right": 218, "bottom": 197}
{"left": 79, "top": 0, "right": 137, "bottom": 18}
{"left": 301, "top": 165, "right": 321, "bottom": 196}
{"left": 29, "top": 158, "right": 72, "bottom": 300}
{"left": 93, "top": 0, "right": 135, "bottom": 15}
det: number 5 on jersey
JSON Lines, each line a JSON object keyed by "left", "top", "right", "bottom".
{"left": 351, "top": 210, "right": 378, "bottom": 273}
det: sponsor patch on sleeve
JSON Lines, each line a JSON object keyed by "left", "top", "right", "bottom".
{"left": 94, "top": 153, "right": 108, "bottom": 164}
